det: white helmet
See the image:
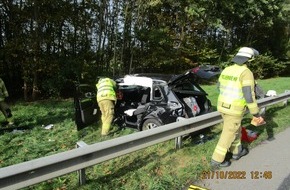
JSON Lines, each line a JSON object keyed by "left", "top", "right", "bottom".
{"left": 232, "top": 47, "right": 259, "bottom": 64}
{"left": 266, "top": 90, "right": 277, "bottom": 97}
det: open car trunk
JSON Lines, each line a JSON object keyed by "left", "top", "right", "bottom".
{"left": 170, "top": 76, "right": 212, "bottom": 117}
{"left": 173, "top": 90, "right": 211, "bottom": 117}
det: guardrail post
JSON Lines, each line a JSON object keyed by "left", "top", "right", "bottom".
{"left": 259, "top": 107, "right": 266, "bottom": 116}
{"left": 283, "top": 90, "right": 289, "bottom": 106}
{"left": 175, "top": 136, "right": 182, "bottom": 149}
{"left": 175, "top": 117, "right": 185, "bottom": 149}
{"left": 76, "top": 141, "right": 88, "bottom": 186}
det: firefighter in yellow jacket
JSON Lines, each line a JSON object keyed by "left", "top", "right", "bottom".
{"left": 211, "top": 47, "right": 265, "bottom": 167}
{"left": 0, "top": 78, "right": 14, "bottom": 126}
{"left": 96, "top": 77, "right": 117, "bottom": 136}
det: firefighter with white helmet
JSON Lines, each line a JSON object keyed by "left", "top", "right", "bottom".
{"left": 211, "top": 47, "right": 265, "bottom": 167}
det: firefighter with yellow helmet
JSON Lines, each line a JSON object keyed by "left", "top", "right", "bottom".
{"left": 96, "top": 77, "right": 117, "bottom": 136}
{"left": 211, "top": 47, "right": 265, "bottom": 167}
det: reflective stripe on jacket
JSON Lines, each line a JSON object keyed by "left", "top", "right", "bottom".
{"left": 217, "top": 64, "right": 256, "bottom": 116}
{"left": 96, "top": 78, "right": 116, "bottom": 102}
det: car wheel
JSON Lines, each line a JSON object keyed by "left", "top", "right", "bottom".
{"left": 142, "top": 119, "right": 162, "bottom": 131}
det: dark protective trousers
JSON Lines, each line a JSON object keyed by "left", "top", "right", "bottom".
{"left": 212, "top": 113, "right": 243, "bottom": 163}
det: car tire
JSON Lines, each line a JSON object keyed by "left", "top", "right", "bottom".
{"left": 142, "top": 118, "right": 162, "bottom": 131}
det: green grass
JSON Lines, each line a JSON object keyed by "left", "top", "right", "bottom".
{"left": 0, "top": 77, "right": 290, "bottom": 190}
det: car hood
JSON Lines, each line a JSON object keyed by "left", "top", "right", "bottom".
{"left": 168, "top": 65, "right": 221, "bottom": 85}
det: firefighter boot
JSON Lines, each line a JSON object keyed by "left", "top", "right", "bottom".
{"left": 232, "top": 147, "right": 249, "bottom": 160}
{"left": 210, "top": 159, "right": 231, "bottom": 168}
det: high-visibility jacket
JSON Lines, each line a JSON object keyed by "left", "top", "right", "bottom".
{"left": 0, "top": 78, "right": 9, "bottom": 102}
{"left": 217, "top": 64, "right": 259, "bottom": 116}
{"left": 96, "top": 78, "right": 116, "bottom": 103}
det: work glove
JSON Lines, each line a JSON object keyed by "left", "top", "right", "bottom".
{"left": 251, "top": 116, "right": 266, "bottom": 126}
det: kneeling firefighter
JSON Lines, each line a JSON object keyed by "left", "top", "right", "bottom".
{"left": 96, "top": 77, "right": 117, "bottom": 136}
{"left": 211, "top": 47, "right": 265, "bottom": 167}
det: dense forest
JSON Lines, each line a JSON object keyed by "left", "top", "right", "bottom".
{"left": 0, "top": 0, "right": 289, "bottom": 100}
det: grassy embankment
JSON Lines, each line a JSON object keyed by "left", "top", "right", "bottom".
{"left": 0, "top": 77, "right": 289, "bottom": 190}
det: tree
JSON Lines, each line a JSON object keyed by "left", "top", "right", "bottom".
{"left": 0, "top": 0, "right": 289, "bottom": 100}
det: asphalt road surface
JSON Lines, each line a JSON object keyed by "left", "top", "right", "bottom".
{"left": 195, "top": 127, "right": 290, "bottom": 190}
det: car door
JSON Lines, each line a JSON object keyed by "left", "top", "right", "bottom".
{"left": 74, "top": 84, "right": 100, "bottom": 131}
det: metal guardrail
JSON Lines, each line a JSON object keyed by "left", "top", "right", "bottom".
{"left": 0, "top": 91, "right": 289, "bottom": 190}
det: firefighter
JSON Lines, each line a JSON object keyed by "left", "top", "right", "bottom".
{"left": 211, "top": 47, "right": 265, "bottom": 167}
{"left": 0, "top": 78, "right": 14, "bottom": 126}
{"left": 96, "top": 77, "right": 117, "bottom": 136}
